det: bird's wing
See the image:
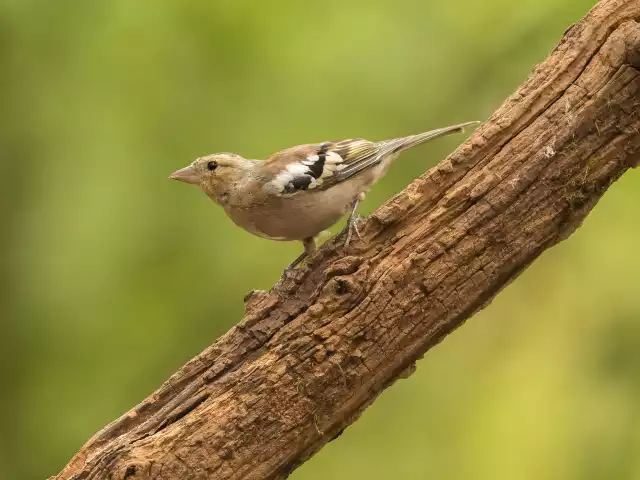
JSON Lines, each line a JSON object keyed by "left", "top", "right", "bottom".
{"left": 260, "top": 122, "right": 479, "bottom": 195}
{"left": 261, "top": 139, "right": 385, "bottom": 195}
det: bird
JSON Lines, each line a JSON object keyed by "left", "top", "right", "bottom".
{"left": 170, "top": 121, "right": 479, "bottom": 269}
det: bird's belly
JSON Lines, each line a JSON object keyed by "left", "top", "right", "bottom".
{"left": 224, "top": 185, "right": 359, "bottom": 241}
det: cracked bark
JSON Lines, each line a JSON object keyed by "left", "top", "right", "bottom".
{"left": 53, "top": 0, "right": 640, "bottom": 479}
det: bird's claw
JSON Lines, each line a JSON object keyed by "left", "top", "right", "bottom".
{"left": 343, "top": 214, "right": 363, "bottom": 247}
{"left": 284, "top": 252, "right": 307, "bottom": 274}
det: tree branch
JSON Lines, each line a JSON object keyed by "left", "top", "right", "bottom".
{"left": 54, "top": 0, "right": 640, "bottom": 478}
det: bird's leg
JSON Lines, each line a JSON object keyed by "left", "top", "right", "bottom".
{"left": 341, "top": 196, "right": 364, "bottom": 247}
{"left": 286, "top": 237, "right": 316, "bottom": 270}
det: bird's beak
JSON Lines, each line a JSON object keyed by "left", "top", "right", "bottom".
{"left": 169, "top": 165, "right": 200, "bottom": 184}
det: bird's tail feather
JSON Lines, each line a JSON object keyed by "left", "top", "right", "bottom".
{"left": 379, "top": 121, "right": 480, "bottom": 155}
{"left": 329, "top": 121, "right": 480, "bottom": 186}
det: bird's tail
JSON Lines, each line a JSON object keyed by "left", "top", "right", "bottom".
{"left": 378, "top": 121, "right": 480, "bottom": 155}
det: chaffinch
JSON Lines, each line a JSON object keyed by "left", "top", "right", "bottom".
{"left": 170, "top": 121, "right": 478, "bottom": 268}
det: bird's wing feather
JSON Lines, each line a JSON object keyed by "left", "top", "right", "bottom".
{"left": 261, "top": 139, "right": 384, "bottom": 195}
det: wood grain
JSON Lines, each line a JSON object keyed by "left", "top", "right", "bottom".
{"left": 53, "top": 1, "right": 640, "bottom": 478}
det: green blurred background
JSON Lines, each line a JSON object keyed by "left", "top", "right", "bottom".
{"left": 2, "top": 0, "right": 640, "bottom": 479}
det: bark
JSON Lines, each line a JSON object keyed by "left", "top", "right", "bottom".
{"left": 54, "top": 0, "right": 640, "bottom": 479}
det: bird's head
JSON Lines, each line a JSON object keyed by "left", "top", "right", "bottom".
{"left": 169, "top": 153, "right": 252, "bottom": 201}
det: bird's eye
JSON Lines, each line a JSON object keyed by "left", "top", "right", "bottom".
{"left": 206, "top": 161, "right": 218, "bottom": 171}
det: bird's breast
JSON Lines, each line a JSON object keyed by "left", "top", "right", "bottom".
{"left": 221, "top": 182, "right": 362, "bottom": 241}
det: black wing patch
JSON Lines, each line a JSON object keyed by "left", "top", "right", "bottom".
{"left": 284, "top": 175, "right": 313, "bottom": 193}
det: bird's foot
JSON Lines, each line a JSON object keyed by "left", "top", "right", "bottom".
{"left": 284, "top": 251, "right": 307, "bottom": 273}
{"left": 276, "top": 250, "right": 309, "bottom": 297}
{"left": 282, "top": 237, "right": 315, "bottom": 277}
{"left": 342, "top": 214, "right": 364, "bottom": 248}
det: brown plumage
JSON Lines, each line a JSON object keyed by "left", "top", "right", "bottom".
{"left": 170, "top": 121, "right": 479, "bottom": 268}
